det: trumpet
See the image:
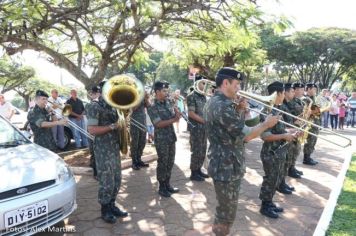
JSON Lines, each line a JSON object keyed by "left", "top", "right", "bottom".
{"left": 193, "top": 79, "right": 352, "bottom": 148}
{"left": 47, "top": 101, "right": 94, "bottom": 140}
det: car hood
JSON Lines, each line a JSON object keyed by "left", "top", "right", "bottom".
{"left": 0, "top": 144, "right": 61, "bottom": 193}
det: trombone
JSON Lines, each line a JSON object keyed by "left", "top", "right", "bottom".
{"left": 194, "top": 79, "right": 352, "bottom": 148}
{"left": 46, "top": 101, "right": 94, "bottom": 140}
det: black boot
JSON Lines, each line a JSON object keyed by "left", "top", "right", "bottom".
{"left": 212, "top": 223, "right": 230, "bottom": 236}
{"left": 165, "top": 179, "right": 179, "bottom": 193}
{"left": 303, "top": 154, "right": 318, "bottom": 165}
{"left": 101, "top": 204, "right": 116, "bottom": 224}
{"left": 137, "top": 160, "right": 149, "bottom": 167}
{"left": 110, "top": 200, "right": 128, "bottom": 218}
{"left": 198, "top": 169, "right": 209, "bottom": 178}
{"left": 190, "top": 170, "right": 205, "bottom": 181}
{"left": 277, "top": 181, "right": 293, "bottom": 194}
{"left": 268, "top": 202, "right": 284, "bottom": 213}
{"left": 260, "top": 201, "right": 279, "bottom": 218}
{"left": 288, "top": 167, "right": 301, "bottom": 179}
{"left": 158, "top": 181, "right": 171, "bottom": 198}
{"left": 132, "top": 161, "right": 140, "bottom": 170}
{"left": 295, "top": 167, "right": 304, "bottom": 175}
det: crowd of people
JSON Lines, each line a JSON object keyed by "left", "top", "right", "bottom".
{"left": 0, "top": 71, "right": 355, "bottom": 235}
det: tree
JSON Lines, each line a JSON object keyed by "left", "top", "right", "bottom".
{"left": 0, "top": 57, "right": 35, "bottom": 93}
{"left": 0, "top": 1, "right": 256, "bottom": 90}
{"left": 262, "top": 27, "right": 356, "bottom": 89}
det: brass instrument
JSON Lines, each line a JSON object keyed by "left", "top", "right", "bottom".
{"left": 47, "top": 101, "right": 94, "bottom": 140}
{"left": 102, "top": 74, "right": 145, "bottom": 154}
{"left": 194, "top": 79, "right": 352, "bottom": 148}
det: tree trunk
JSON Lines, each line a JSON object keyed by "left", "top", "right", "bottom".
{"left": 24, "top": 95, "right": 30, "bottom": 111}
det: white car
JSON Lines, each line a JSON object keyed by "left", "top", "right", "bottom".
{"left": 0, "top": 115, "right": 76, "bottom": 235}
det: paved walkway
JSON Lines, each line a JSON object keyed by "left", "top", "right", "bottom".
{"left": 59, "top": 127, "right": 355, "bottom": 236}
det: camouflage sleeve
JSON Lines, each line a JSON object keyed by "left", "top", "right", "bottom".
{"left": 219, "top": 104, "right": 245, "bottom": 137}
{"left": 260, "top": 108, "right": 272, "bottom": 138}
{"left": 86, "top": 103, "right": 100, "bottom": 126}
{"left": 281, "top": 104, "right": 293, "bottom": 124}
{"left": 186, "top": 94, "right": 196, "bottom": 113}
{"left": 147, "top": 105, "right": 161, "bottom": 126}
{"left": 27, "top": 110, "right": 45, "bottom": 128}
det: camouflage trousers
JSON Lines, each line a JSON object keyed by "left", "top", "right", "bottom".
{"left": 130, "top": 126, "right": 147, "bottom": 164}
{"left": 282, "top": 141, "right": 301, "bottom": 176}
{"left": 189, "top": 127, "right": 207, "bottom": 171}
{"left": 259, "top": 152, "right": 285, "bottom": 201}
{"left": 155, "top": 142, "right": 176, "bottom": 182}
{"left": 89, "top": 139, "right": 97, "bottom": 176}
{"left": 94, "top": 145, "right": 121, "bottom": 205}
{"left": 303, "top": 127, "right": 319, "bottom": 156}
{"left": 213, "top": 178, "right": 241, "bottom": 230}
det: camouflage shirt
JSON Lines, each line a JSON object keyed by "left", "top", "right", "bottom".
{"left": 284, "top": 97, "right": 304, "bottom": 126}
{"left": 86, "top": 96, "right": 120, "bottom": 149}
{"left": 302, "top": 95, "right": 321, "bottom": 128}
{"left": 186, "top": 91, "right": 206, "bottom": 129}
{"left": 27, "top": 105, "right": 56, "bottom": 151}
{"left": 130, "top": 101, "right": 146, "bottom": 126}
{"left": 147, "top": 99, "right": 177, "bottom": 144}
{"left": 203, "top": 91, "right": 247, "bottom": 182}
{"left": 260, "top": 105, "right": 287, "bottom": 155}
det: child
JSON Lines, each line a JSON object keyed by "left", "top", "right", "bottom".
{"left": 339, "top": 103, "right": 346, "bottom": 130}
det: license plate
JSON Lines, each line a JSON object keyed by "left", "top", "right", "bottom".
{"left": 5, "top": 200, "right": 48, "bottom": 228}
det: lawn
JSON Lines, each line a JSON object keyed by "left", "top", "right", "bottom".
{"left": 326, "top": 155, "right": 356, "bottom": 236}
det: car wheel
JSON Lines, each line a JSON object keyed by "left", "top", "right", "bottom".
{"left": 63, "top": 128, "right": 72, "bottom": 150}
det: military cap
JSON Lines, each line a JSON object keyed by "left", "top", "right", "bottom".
{"left": 35, "top": 90, "right": 49, "bottom": 98}
{"left": 284, "top": 83, "right": 293, "bottom": 91}
{"left": 267, "top": 81, "right": 284, "bottom": 95}
{"left": 90, "top": 85, "right": 100, "bottom": 93}
{"left": 153, "top": 81, "right": 169, "bottom": 91}
{"left": 306, "top": 82, "right": 318, "bottom": 89}
{"left": 292, "top": 82, "right": 305, "bottom": 88}
{"left": 216, "top": 67, "right": 244, "bottom": 81}
{"left": 195, "top": 74, "right": 204, "bottom": 82}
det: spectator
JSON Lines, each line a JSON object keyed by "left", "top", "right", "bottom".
{"left": 0, "top": 94, "right": 14, "bottom": 121}
{"left": 329, "top": 94, "right": 340, "bottom": 130}
{"left": 319, "top": 89, "right": 330, "bottom": 128}
{"left": 66, "top": 89, "right": 88, "bottom": 148}
{"left": 48, "top": 89, "right": 65, "bottom": 150}
{"left": 173, "top": 89, "right": 185, "bottom": 133}
{"left": 339, "top": 102, "right": 346, "bottom": 130}
{"left": 146, "top": 109, "right": 154, "bottom": 144}
{"left": 347, "top": 92, "right": 356, "bottom": 127}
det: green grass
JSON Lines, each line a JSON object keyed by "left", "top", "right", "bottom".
{"left": 326, "top": 155, "right": 356, "bottom": 236}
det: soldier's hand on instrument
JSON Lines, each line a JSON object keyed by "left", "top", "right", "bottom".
{"left": 263, "top": 115, "right": 279, "bottom": 128}
{"left": 58, "top": 119, "right": 68, "bottom": 126}
{"left": 283, "top": 133, "right": 296, "bottom": 142}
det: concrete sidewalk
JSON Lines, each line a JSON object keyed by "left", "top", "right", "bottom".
{"left": 59, "top": 128, "right": 355, "bottom": 236}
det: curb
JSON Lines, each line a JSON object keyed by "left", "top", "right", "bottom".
{"left": 313, "top": 146, "right": 354, "bottom": 236}
{"left": 70, "top": 153, "right": 158, "bottom": 176}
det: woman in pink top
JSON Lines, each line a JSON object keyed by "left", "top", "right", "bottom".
{"left": 339, "top": 103, "right": 346, "bottom": 130}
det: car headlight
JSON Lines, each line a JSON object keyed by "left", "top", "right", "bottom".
{"left": 56, "top": 159, "right": 73, "bottom": 183}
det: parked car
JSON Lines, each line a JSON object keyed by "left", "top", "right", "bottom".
{"left": 0, "top": 115, "right": 76, "bottom": 235}
{"left": 10, "top": 106, "right": 28, "bottom": 131}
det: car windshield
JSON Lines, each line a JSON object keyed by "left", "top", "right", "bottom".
{"left": 0, "top": 116, "right": 31, "bottom": 148}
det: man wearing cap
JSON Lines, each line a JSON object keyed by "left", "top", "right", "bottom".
{"left": 27, "top": 90, "right": 68, "bottom": 151}
{"left": 258, "top": 81, "right": 301, "bottom": 219}
{"left": 87, "top": 81, "right": 128, "bottom": 224}
{"left": 186, "top": 74, "right": 209, "bottom": 182}
{"left": 130, "top": 89, "right": 150, "bottom": 170}
{"left": 147, "top": 81, "right": 181, "bottom": 198}
{"left": 86, "top": 85, "right": 102, "bottom": 179}
{"left": 303, "top": 83, "right": 320, "bottom": 165}
{"left": 285, "top": 82, "right": 305, "bottom": 177}
{"left": 203, "top": 67, "right": 279, "bottom": 235}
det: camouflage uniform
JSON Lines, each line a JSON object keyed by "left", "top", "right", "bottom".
{"left": 303, "top": 95, "right": 321, "bottom": 156}
{"left": 130, "top": 101, "right": 147, "bottom": 165}
{"left": 85, "top": 101, "right": 97, "bottom": 177}
{"left": 147, "top": 99, "right": 177, "bottom": 183}
{"left": 27, "top": 105, "right": 57, "bottom": 151}
{"left": 280, "top": 102, "right": 294, "bottom": 178}
{"left": 86, "top": 96, "right": 121, "bottom": 205}
{"left": 259, "top": 106, "right": 288, "bottom": 202}
{"left": 284, "top": 97, "right": 304, "bottom": 168}
{"left": 203, "top": 91, "right": 247, "bottom": 234}
{"left": 186, "top": 91, "right": 207, "bottom": 172}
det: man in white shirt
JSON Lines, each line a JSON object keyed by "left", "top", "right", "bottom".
{"left": 0, "top": 94, "right": 14, "bottom": 121}
{"left": 347, "top": 91, "right": 356, "bottom": 127}
{"left": 48, "top": 89, "right": 65, "bottom": 150}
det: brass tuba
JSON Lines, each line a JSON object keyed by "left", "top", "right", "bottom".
{"left": 102, "top": 74, "right": 145, "bottom": 154}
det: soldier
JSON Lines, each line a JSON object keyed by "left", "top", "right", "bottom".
{"left": 27, "top": 90, "right": 67, "bottom": 152}
{"left": 203, "top": 67, "right": 278, "bottom": 235}
{"left": 130, "top": 90, "right": 150, "bottom": 170}
{"left": 258, "top": 81, "right": 300, "bottom": 219}
{"left": 147, "top": 81, "right": 181, "bottom": 198}
{"left": 286, "top": 82, "right": 305, "bottom": 177}
{"left": 187, "top": 74, "right": 209, "bottom": 181}
{"left": 87, "top": 82, "right": 128, "bottom": 224}
{"left": 303, "top": 83, "right": 320, "bottom": 165}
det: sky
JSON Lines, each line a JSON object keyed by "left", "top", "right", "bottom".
{"left": 15, "top": 0, "right": 356, "bottom": 89}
